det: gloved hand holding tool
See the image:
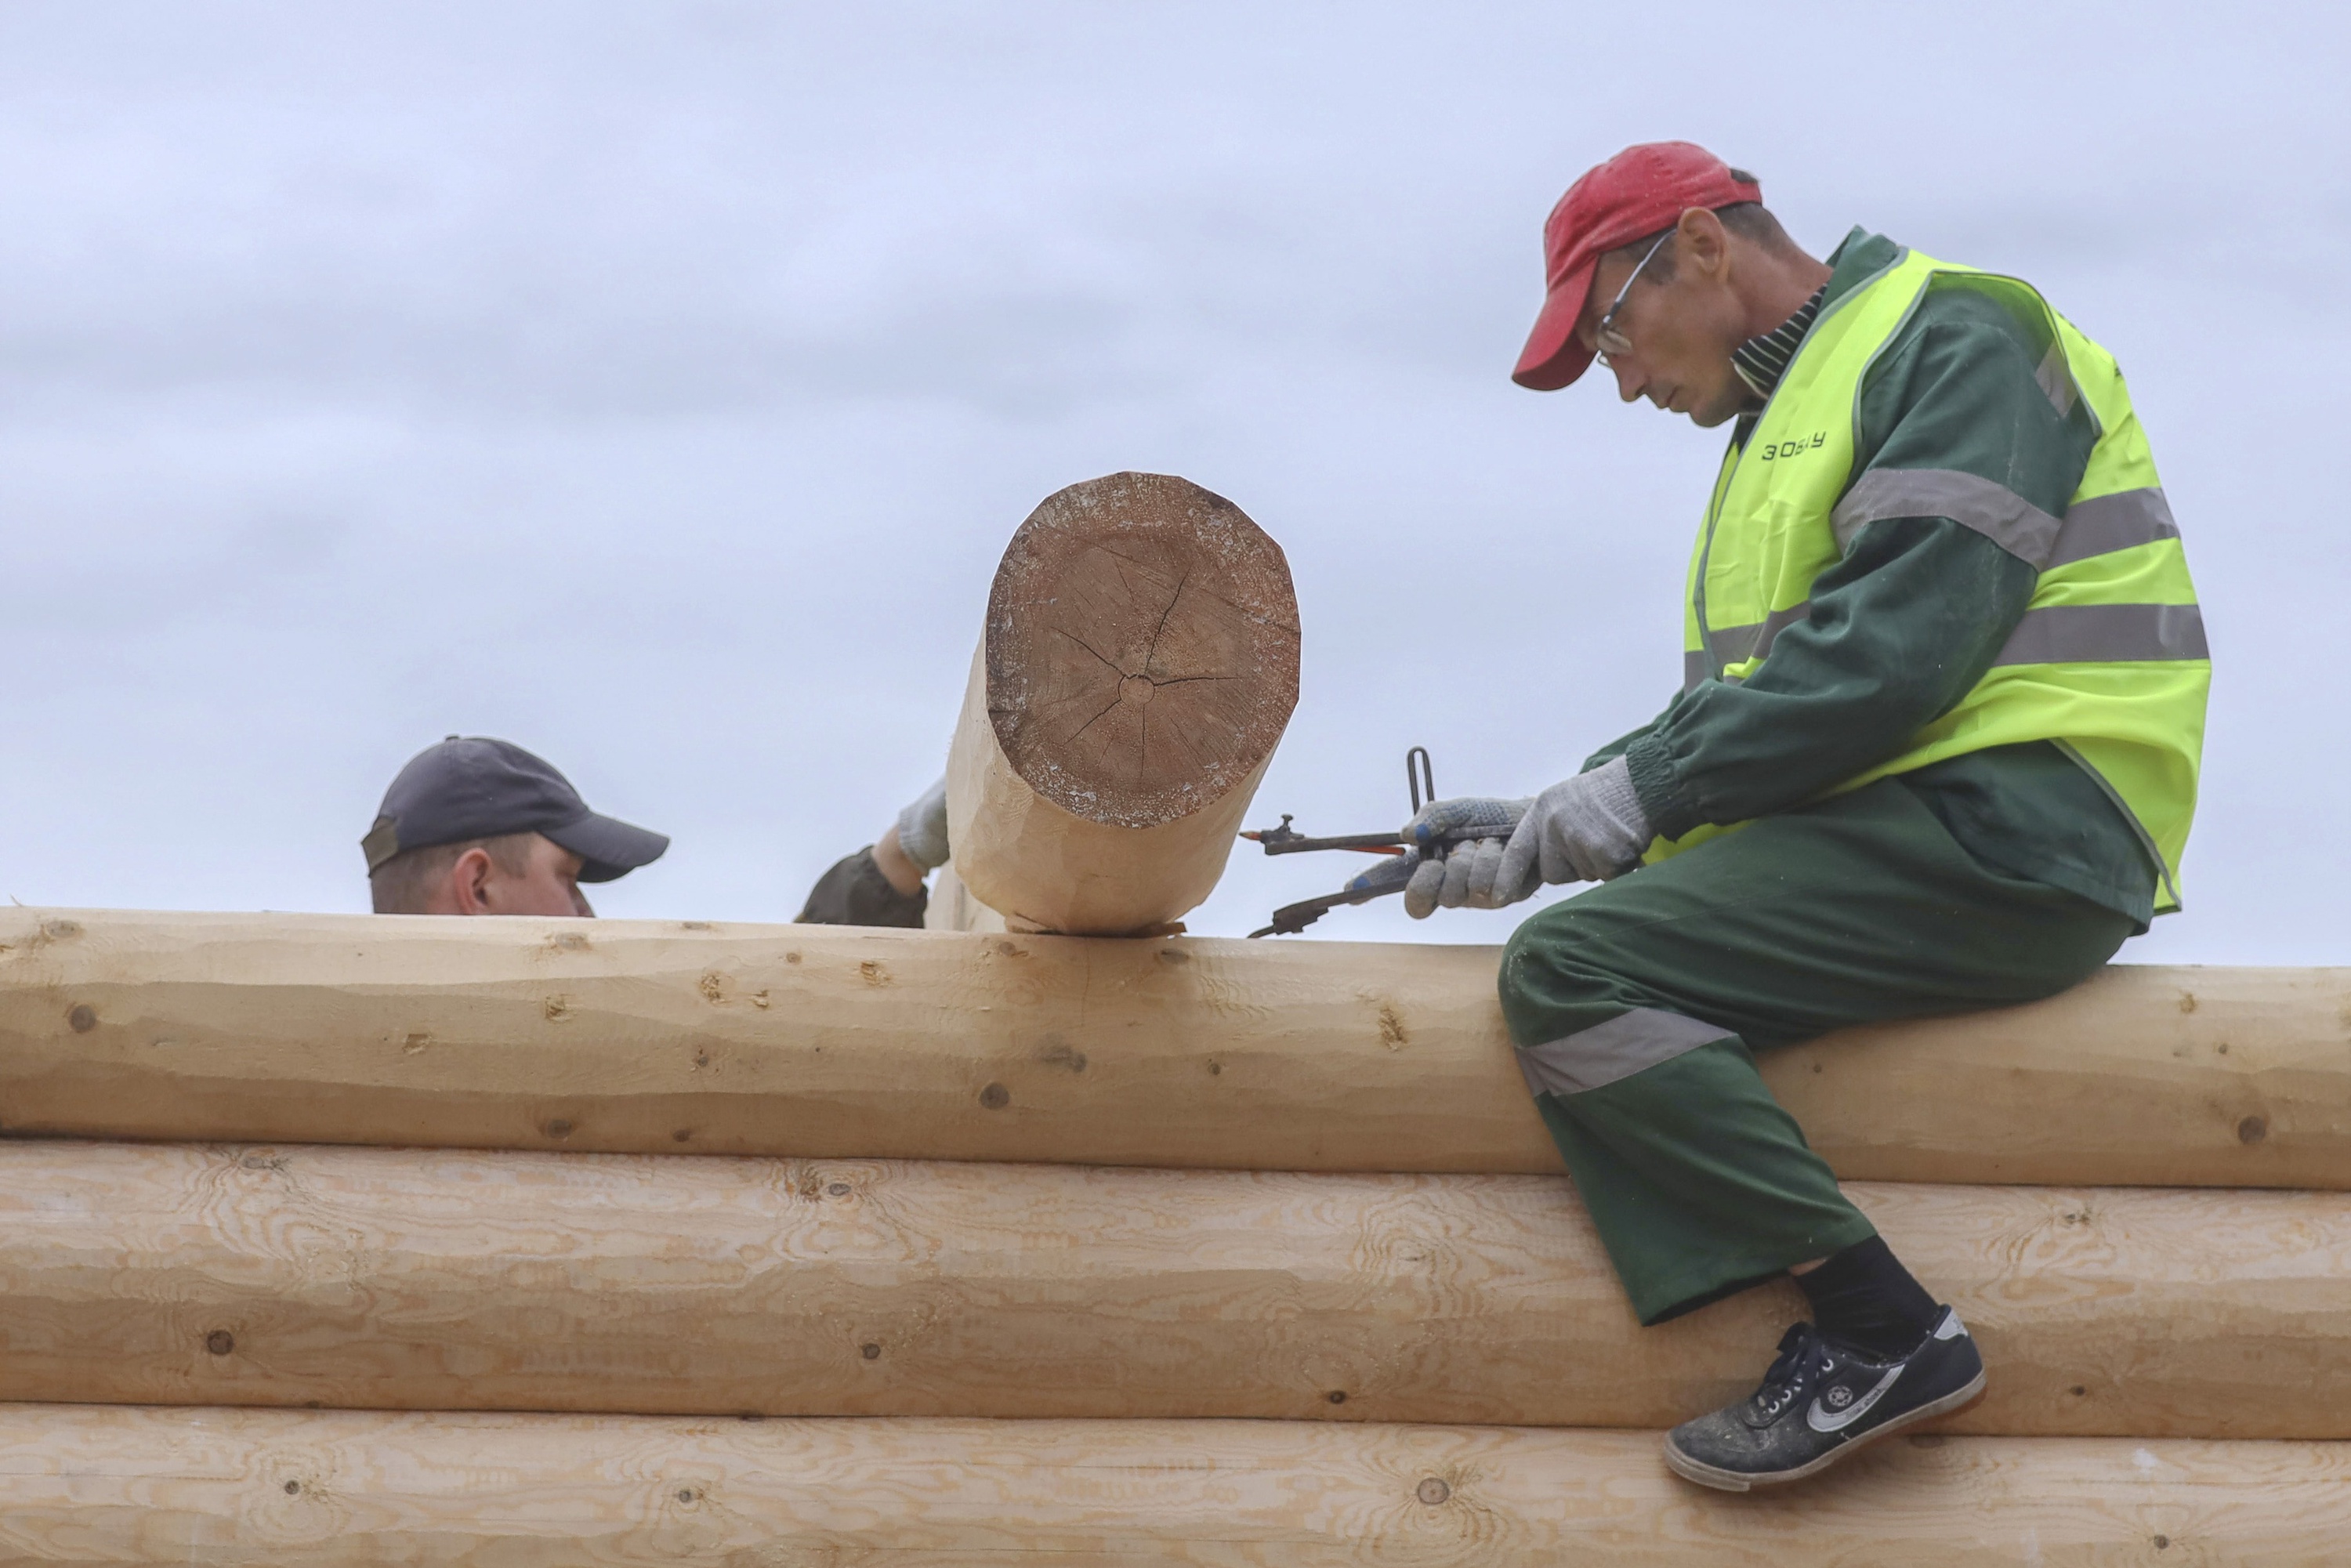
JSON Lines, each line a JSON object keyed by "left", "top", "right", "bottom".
{"left": 1242, "top": 751, "right": 1653, "bottom": 935}
{"left": 1493, "top": 755, "right": 1652, "bottom": 891}
{"left": 1399, "top": 795, "right": 1534, "bottom": 917}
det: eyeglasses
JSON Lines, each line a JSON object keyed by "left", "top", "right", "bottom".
{"left": 1592, "top": 231, "right": 1672, "bottom": 368}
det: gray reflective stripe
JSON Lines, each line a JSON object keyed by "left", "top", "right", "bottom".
{"left": 2034, "top": 339, "right": 2079, "bottom": 418}
{"left": 1991, "top": 602, "right": 2208, "bottom": 667}
{"left": 1831, "top": 468, "right": 2063, "bottom": 566}
{"left": 2045, "top": 487, "right": 2179, "bottom": 569}
{"left": 1709, "top": 621, "right": 1762, "bottom": 665}
{"left": 1756, "top": 600, "right": 1810, "bottom": 658}
{"left": 2054, "top": 737, "right": 2182, "bottom": 911}
{"left": 1694, "top": 601, "right": 1811, "bottom": 687}
{"left": 1515, "top": 1008, "right": 1738, "bottom": 1098}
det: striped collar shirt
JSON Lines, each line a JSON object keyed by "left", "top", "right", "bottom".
{"left": 1731, "top": 284, "right": 1827, "bottom": 401}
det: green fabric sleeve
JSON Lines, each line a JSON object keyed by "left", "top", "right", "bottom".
{"left": 1624, "top": 520, "right": 2037, "bottom": 833}
{"left": 1621, "top": 280, "right": 2097, "bottom": 839}
{"left": 1579, "top": 698, "right": 1683, "bottom": 776}
{"left": 795, "top": 846, "right": 929, "bottom": 929}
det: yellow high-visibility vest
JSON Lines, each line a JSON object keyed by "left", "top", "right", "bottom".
{"left": 1661, "top": 247, "right": 2208, "bottom": 909}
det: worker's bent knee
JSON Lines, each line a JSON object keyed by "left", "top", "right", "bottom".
{"left": 1498, "top": 897, "right": 1737, "bottom": 1099}
{"left": 1497, "top": 895, "right": 1639, "bottom": 1044}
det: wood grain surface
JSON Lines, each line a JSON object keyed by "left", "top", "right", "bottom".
{"left": 1, "top": 910, "right": 2343, "bottom": 1186}
{"left": 0, "top": 1405, "right": 2341, "bottom": 1565}
{"left": 0, "top": 1139, "right": 2343, "bottom": 1438}
{"left": 980, "top": 471, "right": 1298, "bottom": 831}
{"left": 947, "top": 639, "right": 1277, "bottom": 935}
{"left": 947, "top": 472, "right": 1298, "bottom": 935}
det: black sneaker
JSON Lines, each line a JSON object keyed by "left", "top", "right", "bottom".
{"left": 1663, "top": 1307, "right": 1986, "bottom": 1491}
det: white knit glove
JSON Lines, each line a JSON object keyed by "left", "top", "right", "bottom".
{"left": 1496, "top": 755, "right": 1652, "bottom": 891}
{"left": 1398, "top": 796, "right": 1537, "bottom": 918}
{"left": 893, "top": 776, "right": 951, "bottom": 872}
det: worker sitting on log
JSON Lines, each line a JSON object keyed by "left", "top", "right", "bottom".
{"left": 1368, "top": 142, "right": 2208, "bottom": 1489}
{"left": 796, "top": 777, "right": 947, "bottom": 928}
{"left": 363, "top": 736, "right": 669, "bottom": 917}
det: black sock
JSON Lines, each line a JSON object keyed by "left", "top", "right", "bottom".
{"left": 1795, "top": 1237, "right": 1939, "bottom": 1359}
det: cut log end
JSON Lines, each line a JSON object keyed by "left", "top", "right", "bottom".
{"left": 986, "top": 471, "right": 1299, "bottom": 829}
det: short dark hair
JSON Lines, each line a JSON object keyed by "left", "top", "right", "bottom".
{"left": 369, "top": 831, "right": 542, "bottom": 914}
{"left": 1608, "top": 202, "right": 1798, "bottom": 284}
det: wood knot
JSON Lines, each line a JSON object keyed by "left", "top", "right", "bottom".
{"left": 2237, "top": 1114, "right": 2268, "bottom": 1145}
{"left": 1416, "top": 1478, "right": 1451, "bottom": 1505}
{"left": 2153, "top": 1536, "right": 2170, "bottom": 1550}
{"left": 672, "top": 1128, "right": 694, "bottom": 1143}
{"left": 784, "top": 951, "right": 802, "bottom": 965}
{"left": 1157, "top": 946, "right": 1190, "bottom": 965}
{"left": 550, "top": 932, "right": 589, "bottom": 952}
{"left": 284, "top": 1479, "right": 300, "bottom": 1495}
{"left": 544, "top": 1118, "right": 575, "bottom": 1139}
{"left": 698, "top": 972, "right": 726, "bottom": 1003}
{"left": 827, "top": 1182, "right": 853, "bottom": 1197}
{"left": 1118, "top": 672, "right": 1156, "bottom": 706}
{"left": 205, "top": 1330, "right": 235, "bottom": 1356}
{"left": 2070, "top": 1385, "right": 2088, "bottom": 1396}
{"left": 40, "top": 919, "right": 82, "bottom": 940}
{"left": 860, "top": 1342, "right": 882, "bottom": 1360}
{"left": 67, "top": 1005, "right": 96, "bottom": 1034}
{"left": 858, "top": 960, "right": 889, "bottom": 986}
{"left": 1326, "top": 1390, "right": 1347, "bottom": 1405}
{"left": 677, "top": 1487, "right": 697, "bottom": 1504}
{"left": 979, "top": 1083, "right": 1011, "bottom": 1110}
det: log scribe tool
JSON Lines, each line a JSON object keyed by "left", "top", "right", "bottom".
{"left": 1241, "top": 748, "right": 1494, "bottom": 937}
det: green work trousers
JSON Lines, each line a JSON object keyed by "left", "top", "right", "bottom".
{"left": 1498, "top": 775, "right": 2135, "bottom": 1325}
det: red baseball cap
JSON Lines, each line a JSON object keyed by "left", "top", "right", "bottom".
{"left": 1512, "top": 142, "right": 1762, "bottom": 391}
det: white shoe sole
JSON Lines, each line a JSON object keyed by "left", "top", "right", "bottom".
{"left": 1661, "top": 1368, "right": 1988, "bottom": 1493}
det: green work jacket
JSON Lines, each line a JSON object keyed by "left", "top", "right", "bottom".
{"left": 1607, "top": 231, "right": 2208, "bottom": 920}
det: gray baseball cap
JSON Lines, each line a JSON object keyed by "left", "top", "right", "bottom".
{"left": 362, "top": 737, "right": 669, "bottom": 883}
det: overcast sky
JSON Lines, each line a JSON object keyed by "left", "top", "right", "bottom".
{"left": 1, "top": 2, "right": 2342, "bottom": 961}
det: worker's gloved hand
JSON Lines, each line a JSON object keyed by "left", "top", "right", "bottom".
{"left": 893, "top": 776, "right": 951, "bottom": 872}
{"left": 1341, "top": 848, "right": 1423, "bottom": 905}
{"left": 1399, "top": 796, "right": 1537, "bottom": 918}
{"left": 1496, "top": 755, "right": 1652, "bottom": 891}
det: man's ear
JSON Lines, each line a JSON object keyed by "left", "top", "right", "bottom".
{"left": 448, "top": 846, "right": 497, "bottom": 915}
{"left": 1677, "top": 206, "right": 1730, "bottom": 279}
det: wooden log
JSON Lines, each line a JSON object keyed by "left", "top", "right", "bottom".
{"left": 944, "top": 471, "right": 1299, "bottom": 934}
{"left": 0, "top": 909, "right": 2344, "bottom": 1187}
{"left": 1, "top": 1139, "right": 2344, "bottom": 1438}
{"left": 920, "top": 863, "right": 1007, "bottom": 934}
{"left": 0, "top": 1403, "right": 2342, "bottom": 1564}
